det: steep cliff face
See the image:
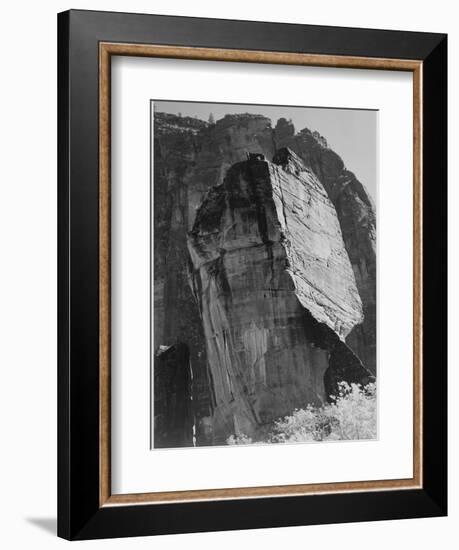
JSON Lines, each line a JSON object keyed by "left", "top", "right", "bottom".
{"left": 274, "top": 119, "right": 377, "bottom": 374}
{"left": 187, "top": 151, "right": 370, "bottom": 442}
{"left": 153, "top": 115, "right": 212, "bottom": 443}
{"left": 154, "top": 113, "right": 277, "bottom": 444}
{"left": 153, "top": 111, "right": 376, "bottom": 446}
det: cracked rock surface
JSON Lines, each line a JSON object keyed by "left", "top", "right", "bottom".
{"left": 153, "top": 112, "right": 376, "bottom": 445}
{"left": 188, "top": 151, "right": 368, "bottom": 442}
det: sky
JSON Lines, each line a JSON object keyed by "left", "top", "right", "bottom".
{"left": 154, "top": 100, "right": 377, "bottom": 203}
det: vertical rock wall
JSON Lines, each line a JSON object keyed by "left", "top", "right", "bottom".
{"left": 188, "top": 152, "right": 370, "bottom": 442}
{"left": 153, "top": 115, "right": 213, "bottom": 444}
{"left": 274, "top": 120, "right": 377, "bottom": 373}
{"left": 154, "top": 113, "right": 276, "bottom": 443}
{"left": 153, "top": 111, "right": 377, "bottom": 446}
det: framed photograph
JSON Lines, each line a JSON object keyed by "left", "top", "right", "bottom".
{"left": 58, "top": 9, "right": 447, "bottom": 540}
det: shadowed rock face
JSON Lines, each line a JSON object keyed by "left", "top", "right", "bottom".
{"left": 154, "top": 343, "right": 194, "bottom": 448}
{"left": 153, "top": 115, "right": 212, "bottom": 444}
{"left": 153, "top": 112, "right": 376, "bottom": 446}
{"left": 187, "top": 152, "right": 370, "bottom": 442}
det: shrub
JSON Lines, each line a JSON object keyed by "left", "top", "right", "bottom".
{"left": 323, "top": 381, "right": 377, "bottom": 441}
{"left": 226, "top": 382, "right": 377, "bottom": 445}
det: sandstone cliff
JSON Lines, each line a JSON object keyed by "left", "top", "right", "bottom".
{"left": 154, "top": 113, "right": 276, "bottom": 444}
{"left": 153, "top": 114, "right": 212, "bottom": 443}
{"left": 188, "top": 150, "right": 371, "bottom": 442}
{"left": 153, "top": 111, "right": 376, "bottom": 446}
{"left": 273, "top": 119, "right": 377, "bottom": 373}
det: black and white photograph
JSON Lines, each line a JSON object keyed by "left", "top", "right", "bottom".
{"left": 0, "top": 0, "right": 452, "bottom": 546}
{"left": 152, "top": 100, "right": 377, "bottom": 448}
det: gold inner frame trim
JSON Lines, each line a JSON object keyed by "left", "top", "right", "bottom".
{"left": 99, "top": 42, "right": 423, "bottom": 507}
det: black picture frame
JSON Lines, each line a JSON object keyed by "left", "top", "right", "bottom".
{"left": 58, "top": 9, "right": 447, "bottom": 540}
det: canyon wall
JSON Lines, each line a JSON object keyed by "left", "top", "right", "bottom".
{"left": 188, "top": 150, "right": 370, "bottom": 442}
{"left": 153, "top": 112, "right": 376, "bottom": 445}
{"left": 273, "top": 119, "right": 377, "bottom": 373}
{"left": 153, "top": 114, "right": 212, "bottom": 444}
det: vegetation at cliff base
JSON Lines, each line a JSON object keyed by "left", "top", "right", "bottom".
{"left": 227, "top": 382, "right": 377, "bottom": 445}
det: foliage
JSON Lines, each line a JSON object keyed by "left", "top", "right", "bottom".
{"left": 226, "top": 382, "right": 377, "bottom": 445}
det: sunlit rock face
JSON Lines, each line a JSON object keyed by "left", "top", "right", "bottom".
{"left": 274, "top": 119, "right": 377, "bottom": 374}
{"left": 188, "top": 150, "right": 369, "bottom": 442}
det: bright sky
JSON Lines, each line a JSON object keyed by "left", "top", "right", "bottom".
{"left": 154, "top": 100, "right": 377, "bottom": 203}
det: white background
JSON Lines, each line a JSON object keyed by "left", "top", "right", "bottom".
{"left": 112, "top": 58, "right": 413, "bottom": 494}
{"left": 0, "top": 1, "right": 456, "bottom": 548}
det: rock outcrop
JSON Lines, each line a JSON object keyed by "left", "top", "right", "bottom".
{"left": 274, "top": 119, "right": 377, "bottom": 374}
{"left": 153, "top": 111, "right": 377, "bottom": 446}
{"left": 154, "top": 113, "right": 276, "bottom": 444}
{"left": 187, "top": 150, "right": 371, "bottom": 442}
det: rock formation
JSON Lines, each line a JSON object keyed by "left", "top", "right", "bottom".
{"left": 153, "top": 114, "right": 213, "bottom": 444}
{"left": 188, "top": 150, "right": 371, "bottom": 442}
{"left": 153, "top": 113, "right": 275, "bottom": 444}
{"left": 153, "top": 111, "right": 376, "bottom": 446}
{"left": 273, "top": 119, "right": 377, "bottom": 373}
